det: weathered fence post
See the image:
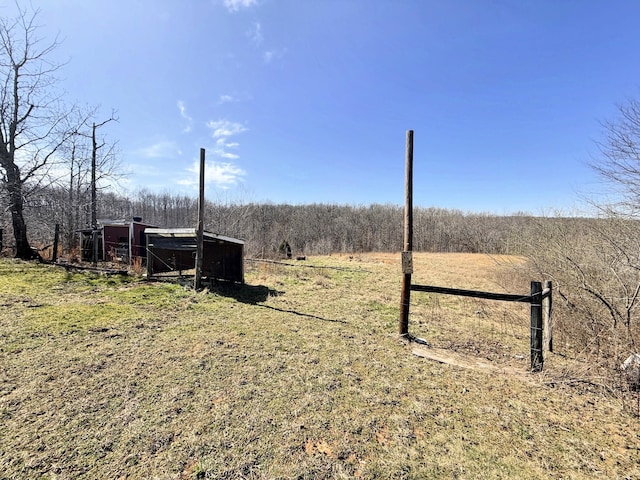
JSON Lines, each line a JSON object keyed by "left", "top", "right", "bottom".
{"left": 194, "top": 148, "right": 205, "bottom": 290}
{"left": 52, "top": 224, "right": 60, "bottom": 263}
{"left": 399, "top": 130, "right": 414, "bottom": 337}
{"left": 92, "top": 230, "right": 99, "bottom": 266}
{"left": 530, "top": 281, "right": 543, "bottom": 372}
{"left": 542, "top": 280, "right": 553, "bottom": 354}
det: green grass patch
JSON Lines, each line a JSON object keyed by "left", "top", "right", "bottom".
{"left": 20, "top": 302, "right": 140, "bottom": 334}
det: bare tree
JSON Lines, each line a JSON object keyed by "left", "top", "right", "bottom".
{"left": 0, "top": 5, "right": 79, "bottom": 258}
{"left": 592, "top": 98, "right": 640, "bottom": 216}
{"left": 73, "top": 113, "right": 119, "bottom": 227}
{"left": 57, "top": 110, "right": 121, "bottom": 247}
{"left": 518, "top": 97, "right": 640, "bottom": 384}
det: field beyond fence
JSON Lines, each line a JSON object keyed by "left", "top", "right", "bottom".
{"left": 1, "top": 253, "right": 639, "bottom": 479}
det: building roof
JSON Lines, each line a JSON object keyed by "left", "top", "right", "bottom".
{"left": 99, "top": 219, "right": 155, "bottom": 227}
{"left": 144, "top": 228, "right": 245, "bottom": 245}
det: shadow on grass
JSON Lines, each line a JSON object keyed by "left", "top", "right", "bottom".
{"left": 211, "top": 282, "right": 346, "bottom": 324}
{"left": 254, "top": 304, "right": 347, "bottom": 324}
{"left": 211, "top": 282, "right": 283, "bottom": 304}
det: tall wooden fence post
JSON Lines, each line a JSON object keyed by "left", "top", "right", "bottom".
{"left": 194, "top": 148, "right": 205, "bottom": 290}
{"left": 399, "top": 130, "right": 414, "bottom": 337}
{"left": 52, "top": 224, "right": 60, "bottom": 263}
{"left": 542, "top": 280, "right": 553, "bottom": 354}
{"left": 530, "top": 281, "right": 543, "bottom": 372}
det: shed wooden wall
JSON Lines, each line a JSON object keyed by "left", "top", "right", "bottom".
{"left": 146, "top": 234, "right": 243, "bottom": 283}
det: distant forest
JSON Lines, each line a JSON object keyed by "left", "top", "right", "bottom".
{"left": 2, "top": 186, "right": 567, "bottom": 258}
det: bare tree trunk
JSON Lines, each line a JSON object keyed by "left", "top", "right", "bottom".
{"left": 4, "top": 162, "right": 31, "bottom": 258}
{"left": 75, "top": 163, "right": 82, "bottom": 230}
{"left": 66, "top": 142, "right": 75, "bottom": 250}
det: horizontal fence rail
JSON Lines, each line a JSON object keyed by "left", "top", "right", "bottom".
{"left": 410, "top": 284, "right": 550, "bottom": 304}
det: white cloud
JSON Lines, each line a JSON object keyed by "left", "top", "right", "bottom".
{"left": 207, "top": 119, "right": 247, "bottom": 138}
{"left": 215, "top": 138, "right": 239, "bottom": 148}
{"left": 179, "top": 160, "right": 246, "bottom": 188}
{"left": 263, "top": 48, "right": 286, "bottom": 64}
{"left": 216, "top": 151, "right": 240, "bottom": 160}
{"left": 217, "top": 93, "right": 252, "bottom": 104}
{"left": 218, "top": 94, "right": 236, "bottom": 104}
{"left": 224, "top": 0, "right": 257, "bottom": 12}
{"left": 213, "top": 134, "right": 241, "bottom": 159}
{"left": 177, "top": 100, "right": 193, "bottom": 133}
{"left": 206, "top": 118, "right": 247, "bottom": 162}
{"left": 135, "top": 141, "right": 182, "bottom": 159}
{"left": 247, "top": 22, "right": 263, "bottom": 45}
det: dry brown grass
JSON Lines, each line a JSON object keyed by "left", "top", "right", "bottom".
{"left": 1, "top": 253, "right": 639, "bottom": 479}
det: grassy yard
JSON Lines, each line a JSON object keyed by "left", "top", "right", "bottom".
{"left": 1, "top": 253, "right": 639, "bottom": 479}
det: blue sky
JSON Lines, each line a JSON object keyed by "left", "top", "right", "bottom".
{"left": 8, "top": 0, "right": 640, "bottom": 213}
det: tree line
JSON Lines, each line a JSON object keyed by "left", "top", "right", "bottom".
{"left": 1, "top": 185, "right": 541, "bottom": 258}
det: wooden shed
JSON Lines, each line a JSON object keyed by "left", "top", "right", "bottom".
{"left": 79, "top": 218, "right": 154, "bottom": 263}
{"left": 145, "top": 228, "right": 244, "bottom": 283}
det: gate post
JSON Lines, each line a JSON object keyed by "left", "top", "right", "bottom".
{"left": 543, "top": 280, "right": 553, "bottom": 353}
{"left": 530, "top": 281, "right": 543, "bottom": 372}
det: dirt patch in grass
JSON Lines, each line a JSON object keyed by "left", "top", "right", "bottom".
{"left": 1, "top": 254, "right": 640, "bottom": 479}
{"left": 410, "top": 342, "right": 536, "bottom": 385}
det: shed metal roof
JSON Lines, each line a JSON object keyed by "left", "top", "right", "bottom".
{"left": 144, "top": 228, "right": 245, "bottom": 245}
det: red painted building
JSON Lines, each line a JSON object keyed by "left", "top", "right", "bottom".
{"left": 80, "top": 218, "right": 155, "bottom": 263}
